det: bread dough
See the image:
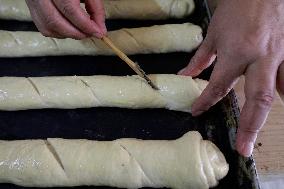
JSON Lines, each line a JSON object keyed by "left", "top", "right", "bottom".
{"left": 0, "top": 74, "right": 207, "bottom": 112}
{"left": 0, "top": 74, "right": 208, "bottom": 112}
{"left": 0, "top": 131, "right": 229, "bottom": 188}
{"left": 0, "top": 0, "right": 195, "bottom": 21}
{"left": 0, "top": 23, "right": 202, "bottom": 57}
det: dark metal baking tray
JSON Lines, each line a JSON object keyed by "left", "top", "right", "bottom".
{"left": 0, "top": 0, "right": 259, "bottom": 189}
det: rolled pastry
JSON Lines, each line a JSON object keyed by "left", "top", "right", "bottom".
{"left": 0, "top": 74, "right": 207, "bottom": 112}
{"left": 0, "top": 23, "right": 203, "bottom": 57}
{"left": 0, "top": 0, "right": 195, "bottom": 21}
{"left": 0, "top": 131, "right": 229, "bottom": 188}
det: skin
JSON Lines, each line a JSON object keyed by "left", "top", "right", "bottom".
{"left": 25, "top": 0, "right": 107, "bottom": 39}
{"left": 179, "top": 0, "right": 284, "bottom": 157}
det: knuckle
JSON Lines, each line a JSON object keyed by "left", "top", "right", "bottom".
{"left": 243, "top": 27, "right": 263, "bottom": 47}
{"left": 240, "top": 34, "right": 267, "bottom": 57}
{"left": 253, "top": 90, "right": 274, "bottom": 108}
{"left": 45, "top": 15, "right": 58, "bottom": 29}
{"left": 210, "top": 84, "right": 230, "bottom": 98}
{"left": 61, "top": 3, "right": 76, "bottom": 17}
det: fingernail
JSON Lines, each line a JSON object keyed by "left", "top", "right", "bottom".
{"left": 241, "top": 142, "right": 254, "bottom": 157}
{"left": 94, "top": 32, "right": 103, "bottom": 38}
{"left": 192, "top": 110, "right": 204, "bottom": 116}
{"left": 102, "top": 25, "right": 107, "bottom": 34}
{"left": 178, "top": 68, "right": 186, "bottom": 75}
{"left": 178, "top": 67, "right": 195, "bottom": 76}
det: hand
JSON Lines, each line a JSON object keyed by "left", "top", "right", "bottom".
{"left": 25, "top": 0, "right": 107, "bottom": 39}
{"left": 179, "top": 0, "right": 284, "bottom": 157}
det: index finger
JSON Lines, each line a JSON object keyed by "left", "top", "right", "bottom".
{"left": 191, "top": 55, "right": 244, "bottom": 116}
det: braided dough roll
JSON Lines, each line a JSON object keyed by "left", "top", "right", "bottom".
{"left": 0, "top": 131, "right": 229, "bottom": 188}
{"left": 0, "top": 74, "right": 207, "bottom": 112}
{"left": 0, "top": 23, "right": 203, "bottom": 57}
{"left": 0, "top": 0, "right": 195, "bottom": 21}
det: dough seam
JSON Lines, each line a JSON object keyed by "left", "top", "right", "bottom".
{"left": 26, "top": 77, "right": 47, "bottom": 107}
{"left": 122, "top": 29, "right": 143, "bottom": 50}
{"left": 118, "top": 143, "right": 155, "bottom": 186}
{"left": 45, "top": 141, "right": 66, "bottom": 174}
{"left": 8, "top": 32, "right": 20, "bottom": 45}
{"left": 27, "top": 78, "right": 40, "bottom": 95}
{"left": 77, "top": 77, "right": 101, "bottom": 105}
{"left": 50, "top": 38, "right": 60, "bottom": 50}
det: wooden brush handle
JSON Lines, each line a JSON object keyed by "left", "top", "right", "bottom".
{"left": 102, "top": 36, "right": 137, "bottom": 70}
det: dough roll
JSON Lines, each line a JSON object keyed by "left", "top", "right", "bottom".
{"left": 0, "top": 74, "right": 208, "bottom": 112}
{"left": 0, "top": 23, "right": 202, "bottom": 57}
{"left": 0, "top": 131, "right": 229, "bottom": 188}
{"left": 0, "top": 0, "right": 195, "bottom": 21}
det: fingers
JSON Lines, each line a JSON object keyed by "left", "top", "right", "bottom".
{"left": 236, "top": 58, "right": 279, "bottom": 157}
{"left": 52, "top": 0, "right": 105, "bottom": 38}
{"left": 26, "top": 0, "right": 87, "bottom": 39}
{"left": 85, "top": 0, "right": 107, "bottom": 36}
{"left": 190, "top": 55, "right": 244, "bottom": 116}
{"left": 178, "top": 34, "right": 216, "bottom": 77}
{"left": 26, "top": 0, "right": 106, "bottom": 39}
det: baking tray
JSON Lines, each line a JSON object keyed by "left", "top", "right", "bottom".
{"left": 0, "top": 0, "right": 259, "bottom": 189}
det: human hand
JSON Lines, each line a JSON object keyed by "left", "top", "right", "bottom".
{"left": 179, "top": 0, "right": 284, "bottom": 157}
{"left": 25, "top": 0, "right": 107, "bottom": 39}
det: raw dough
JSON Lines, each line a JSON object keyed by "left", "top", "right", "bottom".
{"left": 0, "top": 0, "right": 195, "bottom": 21}
{"left": 0, "top": 131, "right": 229, "bottom": 188}
{"left": 0, "top": 23, "right": 203, "bottom": 57}
{"left": 0, "top": 74, "right": 208, "bottom": 112}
